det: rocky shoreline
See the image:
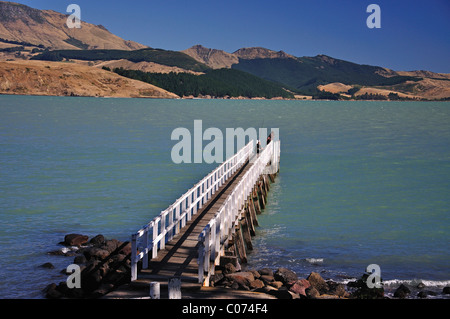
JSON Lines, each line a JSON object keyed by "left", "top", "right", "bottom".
{"left": 44, "top": 233, "right": 132, "bottom": 299}
{"left": 42, "top": 233, "right": 450, "bottom": 299}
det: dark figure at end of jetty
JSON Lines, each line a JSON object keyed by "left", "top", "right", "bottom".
{"left": 267, "top": 132, "right": 273, "bottom": 145}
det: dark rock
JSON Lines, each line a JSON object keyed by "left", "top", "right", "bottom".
{"left": 394, "top": 284, "right": 410, "bottom": 299}
{"left": 83, "top": 269, "right": 103, "bottom": 292}
{"left": 89, "top": 283, "right": 114, "bottom": 298}
{"left": 307, "top": 272, "right": 329, "bottom": 294}
{"left": 83, "top": 247, "right": 110, "bottom": 260}
{"left": 74, "top": 255, "right": 87, "bottom": 264}
{"left": 289, "top": 279, "right": 311, "bottom": 297}
{"left": 443, "top": 286, "right": 450, "bottom": 294}
{"left": 225, "top": 272, "right": 255, "bottom": 290}
{"left": 89, "top": 234, "right": 105, "bottom": 247}
{"left": 210, "top": 272, "right": 224, "bottom": 286}
{"left": 44, "top": 283, "right": 62, "bottom": 299}
{"left": 347, "top": 273, "right": 384, "bottom": 299}
{"left": 250, "top": 279, "right": 265, "bottom": 290}
{"left": 119, "top": 242, "right": 132, "bottom": 255}
{"left": 47, "top": 249, "right": 67, "bottom": 256}
{"left": 305, "top": 286, "right": 320, "bottom": 299}
{"left": 260, "top": 274, "right": 275, "bottom": 284}
{"left": 40, "top": 262, "right": 55, "bottom": 269}
{"left": 250, "top": 269, "right": 261, "bottom": 279}
{"left": 64, "top": 234, "right": 89, "bottom": 247}
{"left": 268, "top": 281, "right": 283, "bottom": 289}
{"left": 267, "top": 288, "right": 293, "bottom": 299}
{"left": 223, "top": 263, "right": 237, "bottom": 274}
{"left": 274, "top": 267, "right": 298, "bottom": 285}
{"left": 416, "top": 282, "right": 426, "bottom": 289}
{"left": 258, "top": 268, "right": 274, "bottom": 277}
{"left": 417, "top": 291, "right": 429, "bottom": 298}
{"left": 102, "top": 239, "right": 121, "bottom": 253}
{"left": 327, "top": 280, "right": 347, "bottom": 297}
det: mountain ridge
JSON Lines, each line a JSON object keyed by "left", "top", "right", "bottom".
{"left": 0, "top": 1, "right": 147, "bottom": 50}
{"left": 0, "top": 1, "right": 449, "bottom": 100}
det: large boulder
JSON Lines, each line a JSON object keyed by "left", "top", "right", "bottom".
{"left": 394, "top": 284, "right": 410, "bottom": 299}
{"left": 63, "top": 234, "right": 89, "bottom": 247}
{"left": 225, "top": 271, "right": 255, "bottom": 290}
{"left": 289, "top": 279, "right": 311, "bottom": 297}
{"left": 307, "top": 272, "right": 329, "bottom": 294}
{"left": 327, "top": 280, "right": 347, "bottom": 298}
{"left": 83, "top": 247, "right": 110, "bottom": 260}
{"left": 89, "top": 234, "right": 105, "bottom": 247}
{"left": 258, "top": 268, "right": 274, "bottom": 277}
{"left": 347, "top": 273, "right": 384, "bottom": 299}
{"left": 274, "top": 267, "right": 298, "bottom": 285}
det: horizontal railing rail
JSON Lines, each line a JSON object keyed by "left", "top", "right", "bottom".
{"left": 130, "top": 141, "right": 254, "bottom": 281}
{"left": 197, "top": 140, "right": 280, "bottom": 285}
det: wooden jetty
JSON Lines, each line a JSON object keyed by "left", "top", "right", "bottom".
{"left": 129, "top": 139, "right": 280, "bottom": 296}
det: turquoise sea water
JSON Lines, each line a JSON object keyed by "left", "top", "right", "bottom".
{"left": 0, "top": 95, "right": 449, "bottom": 298}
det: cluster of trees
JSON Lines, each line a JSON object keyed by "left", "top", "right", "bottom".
{"left": 356, "top": 92, "right": 389, "bottom": 100}
{"left": 0, "top": 46, "right": 25, "bottom": 53}
{"left": 0, "top": 37, "right": 45, "bottom": 48}
{"left": 312, "top": 91, "right": 341, "bottom": 100}
{"left": 112, "top": 67, "right": 294, "bottom": 99}
{"left": 355, "top": 92, "right": 419, "bottom": 101}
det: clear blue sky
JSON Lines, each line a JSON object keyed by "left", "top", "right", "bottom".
{"left": 15, "top": 0, "right": 450, "bottom": 72}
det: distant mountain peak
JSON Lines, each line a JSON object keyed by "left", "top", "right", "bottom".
{"left": 182, "top": 45, "right": 296, "bottom": 69}
{"left": 182, "top": 44, "right": 239, "bottom": 69}
{"left": 233, "top": 47, "right": 295, "bottom": 60}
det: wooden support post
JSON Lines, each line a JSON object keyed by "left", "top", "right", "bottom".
{"left": 268, "top": 173, "right": 275, "bottom": 183}
{"left": 234, "top": 225, "right": 247, "bottom": 264}
{"left": 248, "top": 199, "right": 259, "bottom": 227}
{"left": 258, "top": 183, "right": 266, "bottom": 209}
{"left": 260, "top": 177, "right": 267, "bottom": 200}
{"left": 263, "top": 175, "right": 270, "bottom": 193}
{"left": 241, "top": 219, "right": 253, "bottom": 251}
{"left": 244, "top": 206, "right": 256, "bottom": 236}
{"left": 253, "top": 194, "right": 261, "bottom": 214}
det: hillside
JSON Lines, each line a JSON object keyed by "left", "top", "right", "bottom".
{"left": 0, "top": 60, "right": 178, "bottom": 98}
{"left": 0, "top": 1, "right": 146, "bottom": 50}
{"left": 183, "top": 45, "right": 450, "bottom": 100}
{"left": 112, "top": 67, "right": 294, "bottom": 99}
{"left": 0, "top": 1, "right": 448, "bottom": 100}
{"left": 31, "top": 48, "right": 211, "bottom": 73}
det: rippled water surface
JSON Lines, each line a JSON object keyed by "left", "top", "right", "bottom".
{"left": 0, "top": 96, "right": 449, "bottom": 298}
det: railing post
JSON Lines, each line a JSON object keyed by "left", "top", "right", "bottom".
{"left": 152, "top": 220, "right": 158, "bottom": 259}
{"left": 160, "top": 211, "right": 166, "bottom": 250}
{"left": 198, "top": 235, "right": 205, "bottom": 284}
{"left": 168, "top": 207, "right": 174, "bottom": 241}
{"left": 131, "top": 233, "right": 138, "bottom": 281}
{"left": 142, "top": 226, "right": 149, "bottom": 269}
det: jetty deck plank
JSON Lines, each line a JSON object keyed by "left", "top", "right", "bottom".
{"left": 135, "top": 160, "right": 253, "bottom": 286}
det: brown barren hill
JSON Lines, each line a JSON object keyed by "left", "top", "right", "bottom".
{"left": 182, "top": 45, "right": 239, "bottom": 69}
{"left": 0, "top": 60, "right": 179, "bottom": 98}
{"left": 0, "top": 1, "right": 147, "bottom": 50}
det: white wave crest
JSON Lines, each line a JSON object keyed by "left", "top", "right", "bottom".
{"left": 305, "top": 258, "right": 324, "bottom": 264}
{"left": 383, "top": 278, "right": 450, "bottom": 288}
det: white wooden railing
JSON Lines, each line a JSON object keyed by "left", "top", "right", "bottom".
{"left": 197, "top": 140, "right": 280, "bottom": 285}
{"left": 130, "top": 141, "right": 254, "bottom": 281}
